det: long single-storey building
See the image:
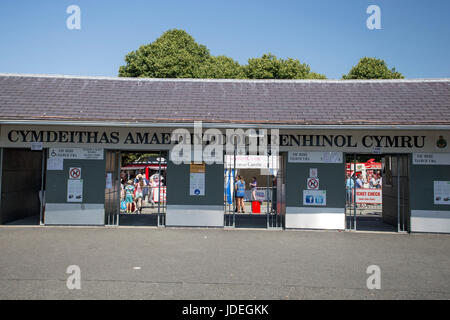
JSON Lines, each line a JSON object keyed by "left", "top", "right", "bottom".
{"left": 0, "top": 73, "right": 449, "bottom": 233}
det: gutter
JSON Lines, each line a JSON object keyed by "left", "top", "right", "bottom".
{"left": 1, "top": 119, "right": 450, "bottom": 131}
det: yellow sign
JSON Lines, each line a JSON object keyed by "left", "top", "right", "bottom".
{"left": 190, "top": 163, "right": 205, "bottom": 173}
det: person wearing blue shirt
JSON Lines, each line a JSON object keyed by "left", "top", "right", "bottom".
{"left": 235, "top": 176, "right": 246, "bottom": 213}
{"left": 345, "top": 173, "right": 354, "bottom": 204}
{"left": 355, "top": 174, "right": 364, "bottom": 189}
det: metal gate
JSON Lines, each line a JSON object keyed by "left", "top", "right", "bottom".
{"left": 155, "top": 150, "right": 167, "bottom": 227}
{"left": 345, "top": 153, "right": 410, "bottom": 232}
{"left": 223, "top": 153, "right": 285, "bottom": 229}
{"left": 105, "top": 150, "right": 121, "bottom": 226}
{"left": 391, "top": 154, "right": 410, "bottom": 232}
{"left": 106, "top": 150, "right": 167, "bottom": 227}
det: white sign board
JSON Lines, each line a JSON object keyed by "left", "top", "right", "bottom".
{"left": 224, "top": 155, "right": 278, "bottom": 169}
{"left": 289, "top": 151, "right": 342, "bottom": 163}
{"left": 47, "top": 157, "right": 63, "bottom": 170}
{"left": 254, "top": 189, "right": 267, "bottom": 202}
{"left": 190, "top": 173, "right": 205, "bottom": 196}
{"left": 67, "top": 179, "right": 83, "bottom": 202}
{"left": 355, "top": 189, "right": 382, "bottom": 204}
{"left": 303, "top": 190, "right": 326, "bottom": 206}
{"left": 31, "top": 142, "right": 43, "bottom": 150}
{"left": 49, "top": 148, "right": 103, "bottom": 160}
{"left": 413, "top": 153, "right": 450, "bottom": 165}
{"left": 434, "top": 181, "right": 450, "bottom": 205}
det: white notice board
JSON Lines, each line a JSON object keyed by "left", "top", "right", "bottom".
{"left": 49, "top": 148, "right": 103, "bottom": 160}
{"left": 190, "top": 173, "right": 205, "bottom": 196}
{"left": 67, "top": 179, "right": 83, "bottom": 202}
{"left": 434, "top": 181, "right": 450, "bottom": 205}
{"left": 289, "top": 151, "right": 342, "bottom": 163}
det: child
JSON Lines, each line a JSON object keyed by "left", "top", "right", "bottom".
{"left": 125, "top": 180, "right": 135, "bottom": 213}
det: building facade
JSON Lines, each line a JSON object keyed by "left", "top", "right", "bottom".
{"left": 0, "top": 74, "right": 449, "bottom": 233}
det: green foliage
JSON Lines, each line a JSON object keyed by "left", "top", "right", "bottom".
{"left": 119, "top": 29, "right": 326, "bottom": 79}
{"left": 121, "top": 152, "right": 160, "bottom": 166}
{"left": 203, "top": 55, "right": 245, "bottom": 79}
{"left": 119, "top": 29, "right": 211, "bottom": 78}
{"left": 244, "top": 53, "right": 322, "bottom": 79}
{"left": 342, "top": 57, "right": 404, "bottom": 80}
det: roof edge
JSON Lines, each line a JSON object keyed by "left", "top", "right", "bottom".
{"left": 0, "top": 73, "right": 449, "bottom": 83}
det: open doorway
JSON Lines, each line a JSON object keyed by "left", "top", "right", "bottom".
{"left": 106, "top": 150, "right": 167, "bottom": 227}
{"left": 0, "top": 148, "right": 46, "bottom": 225}
{"left": 224, "top": 154, "right": 285, "bottom": 229}
{"left": 345, "top": 153, "right": 409, "bottom": 232}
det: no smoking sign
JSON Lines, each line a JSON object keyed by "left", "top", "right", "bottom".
{"left": 307, "top": 177, "right": 319, "bottom": 190}
{"left": 69, "top": 167, "right": 82, "bottom": 179}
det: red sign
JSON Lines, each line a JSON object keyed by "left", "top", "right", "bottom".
{"left": 69, "top": 167, "right": 81, "bottom": 179}
{"left": 307, "top": 178, "right": 319, "bottom": 190}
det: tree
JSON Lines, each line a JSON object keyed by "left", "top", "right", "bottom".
{"left": 119, "top": 29, "right": 211, "bottom": 78}
{"left": 244, "top": 53, "right": 326, "bottom": 79}
{"left": 119, "top": 29, "right": 327, "bottom": 79}
{"left": 342, "top": 57, "right": 404, "bottom": 79}
{"left": 203, "top": 55, "right": 245, "bottom": 79}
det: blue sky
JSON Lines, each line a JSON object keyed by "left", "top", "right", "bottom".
{"left": 0, "top": 0, "right": 449, "bottom": 79}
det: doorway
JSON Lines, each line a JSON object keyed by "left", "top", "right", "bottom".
{"left": 0, "top": 148, "right": 46, "bottom": 225}
{"left": 105, "top": 150, "right": 167, "bottom": 227}
{"left": 224, "top": 153, "right": 285, "bottom": 229}
{"left": 345, "top": 153, "right": 409, "bottom": 232}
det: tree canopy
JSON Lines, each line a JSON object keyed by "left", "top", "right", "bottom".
{"left": 119, "top": 29, "right": 326, "bottom": 79}
{"left": 342, "top": 57, "right": 404, "bottom": 79}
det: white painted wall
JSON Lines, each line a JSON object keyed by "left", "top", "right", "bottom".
{"left": 411, "top": 210, "right": 450, "bottom": 233}
{"left": 45, "top": 203, "right": 104, "bottom": 225}
{"left": 166, "top": 205, "right": 224, "bottom": 227}
{"left": 286, "top": 207, "right": 345, "bottom": 230}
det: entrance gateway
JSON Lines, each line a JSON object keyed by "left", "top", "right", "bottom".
{"left": 1, "top": 125, "right": 450, "bottom": 232}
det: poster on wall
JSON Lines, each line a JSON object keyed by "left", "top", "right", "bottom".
{"left": 434, "top": 181, "right": 450, "bottom": 205}
{"left": 67, "top": 179, "right": 83, "bottom": 202}
{"left": 303, "top": 190, "right": 326, "bottom": 206}
{"left": 190, "top": 163, "right": 205, "bottom": 196}
{"left": 47, "top": 157, "right": 63, "bottom": 170}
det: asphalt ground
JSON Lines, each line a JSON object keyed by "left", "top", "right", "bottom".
{"left": 0, "top": 226, "right": 449, "bottom": 300}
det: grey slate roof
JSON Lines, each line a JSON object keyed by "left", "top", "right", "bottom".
{"left": 0, "top": 73, "right": 449, "bottom": 126}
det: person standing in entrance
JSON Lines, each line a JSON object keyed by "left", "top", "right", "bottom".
{"left": 345, "top": 173, "right": 354, "bottom": 205}
{"left": 235, "top": 176, "right": 246, "bottom": 213}
{"left": 134, "top": 177, "right": 144, "bottom": 214}
{"left": 250, "top": 177, "right": 257, "bottom": 201}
